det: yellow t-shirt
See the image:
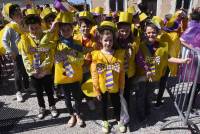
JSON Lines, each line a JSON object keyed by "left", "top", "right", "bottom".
{"left": 135, "top": 41, "right": 168, "bottom": 81}
{"left": 19, "top": 33, "right": 54, "bottom": 76}
{"left": 54, "top": 39, "right": 84, "bottom": 85}
{"left": 91, "top": 49, "right": 125, "bottom": 94}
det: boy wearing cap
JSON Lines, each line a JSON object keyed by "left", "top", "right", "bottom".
{"left": 74, "top": 11, "right": 97, "bottom": 111}
{"left": 90, "top": 7, "right": 104, "bottom": 37}
{"left": 40, "top": 7, "right": 56, "bottom": 31}
{"left": 19, "top": 9, "right": 58, "bottom": 119}
{"left": 2, "top": 3, "right": 29, "bottom": 102}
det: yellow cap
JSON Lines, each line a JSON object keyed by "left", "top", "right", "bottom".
{"left": 127, "top": 6, "right": 136, "bottom": 14}
{"left": 54, "top": 11, "right": 74, "bottom": 24}
{"left": 94, "top": 6, "right": 104, "bottom": 15}
{"left": 99, "top": 21, "right": 117, "bottom": 31}
{"left": 40, "top": 7, "right": 55, "bottom": 19}
{"left": 174, "top": 10, "right": 183, "bottom": 19}
{"left": 118, "top": 12, "right": 132, "bottom": 24}
{"left": 81, "top": 79, "right": 98, "bottom": 97}
{"left": 106, "top": 11, "right": 112, "bottom": 17}
{"left": 3, "top": 3, "right": 12, "bottom": 18}
{"left": 139, "top": 12, "right": 148, "bottom": 22}
{"left": 165, "top": 16, "right": 176, "bottom": 28}
{"left": 90, "top": 8, "right": 95, "bottom": 13}
{"left": 152, "top": 16, "right": 164, "bottom": 29}
{"left": 79, "top": 11, "right": 93, "bottom": 22}
{"left": 25, "top": 8, "right": 39, "bottom": 16}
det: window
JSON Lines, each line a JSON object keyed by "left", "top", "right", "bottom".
{"left": 176, "top": 0, "right": 191, "bottom": 9}
{"left": 109, "top": 0, "right": 124, "bottom": 11}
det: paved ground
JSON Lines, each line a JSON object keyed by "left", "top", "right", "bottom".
{"left": 0, "top": 79, "right": 200, "bottom": 134}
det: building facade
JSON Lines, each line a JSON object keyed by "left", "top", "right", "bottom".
{"left": 91, "top": 0, "right": 200, "bottom": 18}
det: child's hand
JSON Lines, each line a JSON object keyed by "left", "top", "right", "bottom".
{"left": 10, "top": 52, "right": 17, "bottom": 60}
{"left": 146, "top": 71, "right": 153, "bottom": 82}
{"left": 50, "top": 21, "right": 58, "bottom": 32}
{"left": 119, "top": 89, "right": 124, "bottom": 95}
{"left": 96, "top": 95, "right": 102, "bottom": 101}
{"left": 128, "top": 48, "right": 133, "bottom": 57}
{"left": 183, "top": 58, "right": 191, "bottom": 64}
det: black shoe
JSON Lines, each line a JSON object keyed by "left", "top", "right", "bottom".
{"left": 138, "top": 115, "right": 147, "bottom": 122}
{"left": 154, "top": 102, "right": 164, "bottom": 109}
{"left": 191, "top": 108, "right": 199, "bottom": 115}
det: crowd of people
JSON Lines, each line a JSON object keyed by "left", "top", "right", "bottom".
{"left": 0, "top": 1, "right": 200, "bottom": 133}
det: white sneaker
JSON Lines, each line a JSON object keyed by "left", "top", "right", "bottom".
{"left": 16, "top": 91, "right": 23, "bottom": 102}
{"left": 49, "top": 106, "right": 58, "bottom": 118}
{"left": 87, "top": 100, "right": 96, "bottom": 111}
{"left": 102, "top": 121, "right": 109, "bottom": 133}
{"left": 37, "top": 107, "right": 46, "bottom": 119}
{"left": 118, "top": 121, "right": 126, "bottom": 133}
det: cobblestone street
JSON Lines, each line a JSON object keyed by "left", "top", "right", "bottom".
{"left": 0, "top": 80, "right": 200, "bottom": 134}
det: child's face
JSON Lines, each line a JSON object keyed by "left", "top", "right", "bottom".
{"left": 80, "top": 22, "right": 90, "bottom": 36}
{"left": 60, "top": 24, "right": 73, "bottom": 39}
{"left": 101, "top": 34, "right": 113, "bottom": 51}
{"left": 118, "top": 25, "right": 131, "bottom": 39}
{"left": 28, "top": 23, "right": 41, "bottom": 35}
{"left": 145, "top": 26, "right": 157, "bottom": 43}
{"left": 45, "top": 16, "right": 55, "bottom": 27}
{"left": 12, "top": 9, "right": 23, "bottom": 23}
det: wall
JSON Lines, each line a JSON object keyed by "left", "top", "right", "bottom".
{"left": 156, "top": 0, "right": 177, "bottom": 18}
{"left": 0, "top": 0, "right": 54, "bottom": 8}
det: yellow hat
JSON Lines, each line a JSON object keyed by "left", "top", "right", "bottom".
{"left": 40, "top": 7, "right": 55, "bottom": 19}
{"left": 106, "top": 11, "right": 112, "bottom": 17}
{"left": 24, "top": 8, "right": 41, "bottom": 25}
{"left": 81, "top": 79, "right": 98, "bottom": 97}
{"left": 25, "top": 8, "right": 39, "bottom": 16}
{"left": 165, "top": 16, "right": 177, "bottom": 28}
{"left": 79, "top": 11, "right": 93, "bottom": 23}
{"left": 2, "top": 3, "right": 12, "bottom": 18}
{"left": 118, "top": 12, "right": 132, "bottom": 24}
{"left": 90, "top": 8, "right": 95, "bottom": 13}
{"left": 127, "top": 6, "right": 136, "bottom": 14}
{"left": 152, "top": 16, "right": 164, "bottom": 29}
{"left": 2, "top": 3, "right": 20, "bottom": 21}
{"left": 98, "top": 21, "right": 117, "bottom": 32}
{"left": 174, "top": 10, "right": 183, "bottom": 19}
{"left": 139, "top": 12, "right": 148, "bottom": 22}
{"left": 54, "top": 11, "right": 74, "bottom": 24}
{"left": 24, "top": 9, "right": 41, "bottom": 25}
{"left": 94, "top": 6, "right": 104, "bottom": 15}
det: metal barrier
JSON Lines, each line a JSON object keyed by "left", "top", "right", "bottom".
{"left": 160, "top": 44, "right": 200, "bottom": 132}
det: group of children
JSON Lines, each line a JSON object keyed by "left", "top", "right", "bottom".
{"left": 0, "top": 2, "right": 199, "bottom": 133}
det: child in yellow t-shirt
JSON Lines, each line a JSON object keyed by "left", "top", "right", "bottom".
{"left": 74, "top": 11, "right": 98, "bottom": 110}
{"left": 53, "top": 12, "right": 84, "bottom": 127}
{"left": 19, "top": 12, "right": 58, "bottom": 119}
{"left": 91, "top": 21, "right": 126, "bottom": 133}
